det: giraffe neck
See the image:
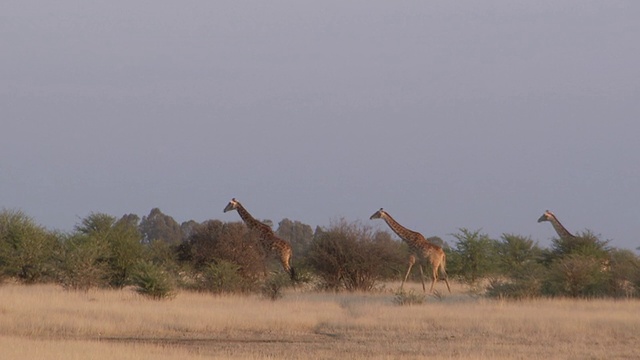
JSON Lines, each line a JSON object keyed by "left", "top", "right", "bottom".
{"left": 229, "top": 202, "right": 293, "bottom": 279}
{"left": 381, "top": 213, "right": 422, "bottom": 246}
{"left": 549, "top": 215, "right": 575, "bottom": 240}
{"left": 235, "top": 203, "right": 272, "bottom": 234}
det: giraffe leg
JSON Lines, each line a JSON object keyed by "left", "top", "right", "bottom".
{"left": 280, "top": 260, "right": 291, "bottom": 277}
{"left": 418, "top": 264, "right": 426, "bottom": 293}
{"left": 288, "top": 265, "right": 296, "bottom": 281}
{"left": 440, "top": 263, "right": 452, "bottom": 293}
{"left": 401, "top": 255, "right": 416, "bottom": 291}
{"left": 284, "top": 259, "right": 296, "bottom": 281}
{"left": 429, "top": 264, "right": 438, "bottom": 293}
{"left": 438, "top": 254, "right": 452, "bottom": 293}
{"left": 280, "top": 251, "right": 295, "bottom": 281}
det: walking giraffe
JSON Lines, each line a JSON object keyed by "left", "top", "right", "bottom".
{"left": 537, "top": 210, "right": 576, "bottom": 240}
{"left": 538, "top": 209, "right": 611, "bottom": 271}
{"left": 370, "top": 208, "right": 451, "bottom": 293}
{"left": 224, "top": 198, "right": 296, "bottom": 280}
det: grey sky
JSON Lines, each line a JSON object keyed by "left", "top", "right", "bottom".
{"left": 2, "top": 1, "right": 639, "bottom": 250}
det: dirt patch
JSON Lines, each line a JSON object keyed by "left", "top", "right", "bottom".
{"left": 98, "top": 333, "right": 357, "bottom": 359}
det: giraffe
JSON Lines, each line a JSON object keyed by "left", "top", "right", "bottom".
{"left": 538, "top": 209, "right": 611, "bottom": 272}
{"left": 537, "top": 210, "right": 576, "bottom": 240}
{"left": 224, "top": 198, "right": 296, "bottom": 280}
{"left": 370, "top": 208, "right": 451, "bottom": 293}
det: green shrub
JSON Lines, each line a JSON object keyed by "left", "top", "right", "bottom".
{"left": 74, "top": 213, "right": 143, "bottom": 288}
{"left": 195, "top": 260, "right": 255, "bottom": 294}
{"left": 486, "top": 234, "right": 546, "bottom": 299}
{"left": 0, "top": 209, "right": 58, "bottom": 283}
{"left": 448, "top": 229, "right": 498, "bottom": 287}
{"left": 260, "top": 271, "right": 290, "bottom": 301}
{"left": 543, "top": 254, "right": 609, "bottom": 298}
{"left": 131, "top": 261, "right": 176, "bottom": 300}
{"left": 608, "top": 249, "right": 640, "bottom": 298}
{"left": 55, "top": 233, "right": 109, "bottom": 290}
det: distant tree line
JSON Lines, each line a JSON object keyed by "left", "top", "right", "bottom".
{"left": 0, "top": 208, "right": 638, "bottom": 299}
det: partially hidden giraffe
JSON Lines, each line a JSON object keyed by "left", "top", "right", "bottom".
{"left": 224, "top": 198, "right": 296, "bottom": 280}
{"left": 537, "top": 210, "right": 576, "bottom": 240}
{"left": 538, "top": 209, "right": 611, "bottom": 271}
{"left": 370, "top": 208, "right": 451, "bottom": 293}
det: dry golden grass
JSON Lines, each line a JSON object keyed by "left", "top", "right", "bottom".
{"left": 1, "top": 281, "right": 638, "bottom": 359}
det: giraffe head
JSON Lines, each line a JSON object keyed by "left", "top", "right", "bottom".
{"left": 224, "top": 198, "right": 240, "bottom": 213}
{"left": 369, "top": 208, "right": 387, "bottom": 220}
{"left": 537, "top": 210, "right": 554, "bottom": 223}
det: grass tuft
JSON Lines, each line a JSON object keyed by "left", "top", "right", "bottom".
{"left": 393, "top": 289, "right": 427, "bottom": 305}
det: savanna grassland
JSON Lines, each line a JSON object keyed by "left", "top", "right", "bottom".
{"left": 1, "top": 282, "right": 639, "bottom": 360}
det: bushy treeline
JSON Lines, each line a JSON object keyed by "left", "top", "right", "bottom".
{"left": 447, "top": 228, "right": 640, "bottom": 299}
{"left": 1, "top": 208, "right": 639, "bottom": 299}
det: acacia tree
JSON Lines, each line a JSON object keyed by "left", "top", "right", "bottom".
{"left": 56, "top": 231, "right": 108, "bottom": 290}
{"left": 607, "top": 248, "right": 640, "bottom": 298}
{"left": 548, "top": 230, "right": 610, "bottom": 261}
{"left": 307, "top": 220, "right": 405, "bottom": 291}
{"left": 59, "top": 213, "right": 143, "bottom": 289}
{"left": 110, "top": 215, "right": 145, "bottom": 287}
{"left": 0, "top": 209, "right": 58, "bottom": 283}
{"left": 487, "top": 234, "right": 546, "bottom": 298}
{"left": 56, "top": 213, "right": 110, "bottom": 290}
{"left": 495, "top": 234, "right": 543, "bottom": 276}
{"left": 186, "top": 220, "right": 266, "bottom": 293}
{"left": 541, "top": 231, "right": 612, "bottom": 297}
{"left": 448, "top": 228, "right": 498, "bottom": 288}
